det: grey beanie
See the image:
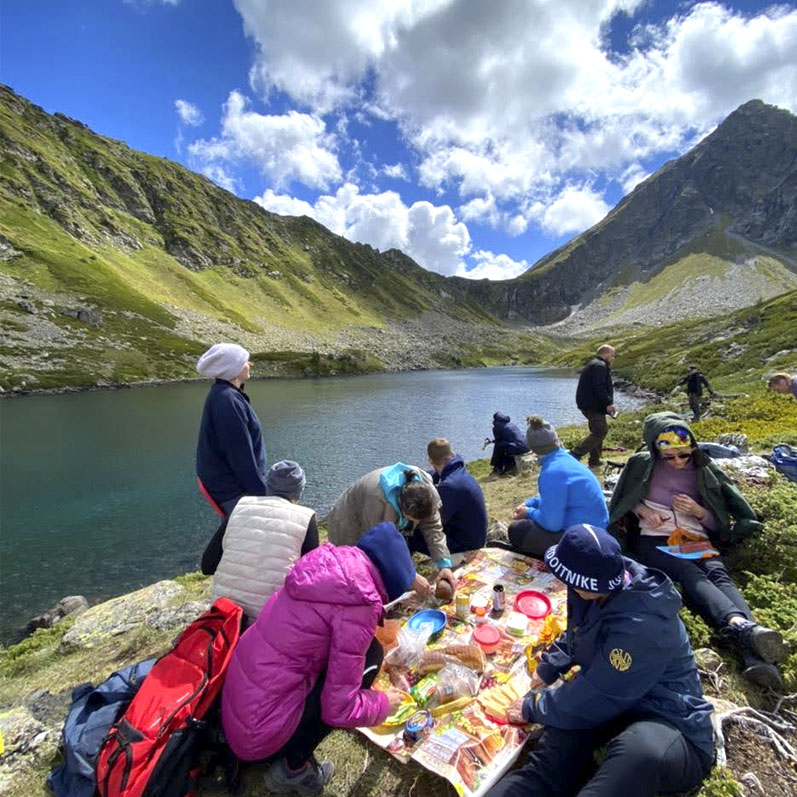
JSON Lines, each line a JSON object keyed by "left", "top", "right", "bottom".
{"left": 526, "top": 415, "right": 558, "bottom": 454}
{"left": 196, "top": 343, "right": 249, "bottom": 381}
{"left": 266, "top": 460, "right": 306, "bottom": 501}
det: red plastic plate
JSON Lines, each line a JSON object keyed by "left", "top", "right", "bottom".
{"left": 514, "top": 590, "right": 552, "bottom": 619}
{"left": 472, "top": 624, "right": 501, "bottom": 646}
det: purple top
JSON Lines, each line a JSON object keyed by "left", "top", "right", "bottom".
{"left": 637, "top": 460, "right": 716, "bottom": 531}
{"left": 792, "top": 375, "right": 797, "bottom": 399}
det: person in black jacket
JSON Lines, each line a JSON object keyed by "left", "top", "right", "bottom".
{"left": 570, "top": 345, "right": 615, "bottom": 468}
{"left": 674, "top": 365, "right": 716, "bottom": 422}
{"left": 488, "top": 524, "right": 713, "bottom": 797}
{"left": 488, "top": 413, "right": 529, "bottom": 475}
{"left": 195, "top": 343, "right": 267, "bottom": 515}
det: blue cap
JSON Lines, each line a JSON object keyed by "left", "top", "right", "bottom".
{"left": 357, "top": 522, "right": 417, "bottom": 602}
{"left": 544, "top": 524, "right": 624, "bottom": 593}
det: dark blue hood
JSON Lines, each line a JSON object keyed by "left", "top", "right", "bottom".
{"left": 356, "top": 522, "right": 416, "bottom": 603}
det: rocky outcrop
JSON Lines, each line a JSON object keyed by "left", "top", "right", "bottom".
{"left": 26, "top": 595, "right": 88, "bottom": 633}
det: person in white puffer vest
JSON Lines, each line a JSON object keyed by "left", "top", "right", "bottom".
{"left": 212, "top": 460, "right": 318, "bottom": 620}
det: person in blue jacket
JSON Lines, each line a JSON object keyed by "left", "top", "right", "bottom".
{"left": 508, "top": 416, "right": 608, "bottom": 558}
{"left": 489, "top": 412, "right": 529, "bottom": 475}
{"left": 489, "top": 524, "right": 714, "bottom": 797}
{"left": 415, "top": 438, "right": 487, "bottom": 558}
{"left": 195, "top": 343, "right": 267, "bottom": 515}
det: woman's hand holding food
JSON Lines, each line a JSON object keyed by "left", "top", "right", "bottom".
{"left": 672, "top": 493, "right": 706, "bottom": 520}
{"left": 638, "top": 505, "right": 668, "bottom": 528}
{"left": 411, "top": 573, "right": 433, "bottom": 598}
{"left": 384, "top": 689, "right": 405, "bottom": 714}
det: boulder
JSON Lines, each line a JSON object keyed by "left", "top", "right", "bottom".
{"left": 27, "top": 595, "right": 88, "bottom": 633}
{"left": 0, "top": 705, "right": 59, "bottom": 790}
{"left": 145, "top": 600, "right": 211, "bottom": 632}
{"left": 60, "top": 580, "right": 185, "bottom": 650}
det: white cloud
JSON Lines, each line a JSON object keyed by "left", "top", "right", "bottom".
{"left": 189, "top": 91, "right": 341, "bottom": 190}
{"left": 458, "top": 195, "right": 500, "bottom": 227}
{"left": 175, "top": 99, "right": 204, "bottom": 127}
{"left": 620, "top": 163, "right": 650, "bottom": 195}
{"left": 254, "top": 183, "right": 471, "bottom": 275}
{"left": 382, "top": 162, "right": 409, "bottom": 180}
{"left": 458, "top": 250, "right": 529, "bottom": 281}
{"left": 200, "top": 165, "right": 240, "bottom": 193}
{"left": 232, "top": 0, "right": 797, "bottom": 241}
{"left": 537, "top": 185, "right": 611, "bottom": 237}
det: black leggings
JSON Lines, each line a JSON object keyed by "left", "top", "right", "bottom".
{"left": 507, "top": 518, "right": 563, "bottom": 558}
{"left": 277, "top": 636, "right": 384, "bottom": 768}
{"left": 635, "top": 536, "right": 753, "bottom": 628}
{"left": 487, "top": 718, "right": 711, "bottom": 797}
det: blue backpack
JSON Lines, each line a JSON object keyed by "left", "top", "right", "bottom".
{"left": 47, "top": 658, "right": 155, "bottom": 797}
{"left": 772, "top": 444, "right": 797, "bottom": 483}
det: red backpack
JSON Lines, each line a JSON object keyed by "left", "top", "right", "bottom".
{"left": 96, "top": 597, "right": 243, "bottom": 797}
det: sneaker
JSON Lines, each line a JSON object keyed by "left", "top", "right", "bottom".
{"left": 486, "top": 521, "right": 510, "bottom": 545}
{"left": 740, "top": 653, "right": 784, "bottom": 692}
{"left": 263, "top": 757, "right": 334, "bottom": 795}
{"left": 723, "top": 620, "right": 786, "bottom": 664}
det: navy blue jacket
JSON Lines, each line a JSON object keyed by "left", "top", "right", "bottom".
{"left": 524, "top": 559, "right": 714, "bottom": 759}
{"left": 431, "top": 456, "right": 488, "bottom": 553}
{"left": 492, "top": 414, "right": 528, "bottom": 455}
{"left": 196, "top": 380, "right": 267, "bottom": 503}
{"left": 576, "top": 357, "right": 614, "bottom": 413}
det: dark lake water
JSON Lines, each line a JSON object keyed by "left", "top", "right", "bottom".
{"left": 0, "top": 367, "right": 643, "bottom": 641}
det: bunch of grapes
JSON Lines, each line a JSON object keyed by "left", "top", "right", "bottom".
{"left": 480, "top": 674, "right": 498, "bottom": 690}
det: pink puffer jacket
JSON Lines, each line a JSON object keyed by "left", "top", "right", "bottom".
{"left": 221, "top": 543, "right": 391, "bottom": 760}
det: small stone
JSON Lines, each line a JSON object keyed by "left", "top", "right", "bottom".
{"left": 694, "top": 647, "right": 723, "bottom": 671}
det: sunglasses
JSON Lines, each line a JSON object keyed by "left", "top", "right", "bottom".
{"left": 661, "top": 452, "right": 692, "bottom": 461}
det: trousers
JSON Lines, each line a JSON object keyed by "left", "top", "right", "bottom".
{"left": 635, "top": 536, "right": 753, "bottom": 628}
{"left": 276, "top": 636, "right": 383, "bottom": 768}
{"left": 507, "top": 518, "right": 562, "bottom": 558}
{"left": 571, "top": 411, "right": 608, "bottom": 466}
{"left": 486, "top": 718, "right": 711, "bottom": 797}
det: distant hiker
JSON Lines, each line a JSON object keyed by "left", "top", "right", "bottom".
{"left": 507, "top": 416, "right": 608, "bottom": 558}
{"left": 767, "top": 372, "right": 797, "bottom": 399}
{"left": 221, "top": 522, "right": 413, "bottom": 794}
{"left": 195, "top": 343, "right": 266, "bottom": 515}
{"left": 488, "top": 524, "right": 714, "bottom": 797}
{"left": 570, "top": 344, "right": 616, "bottom": 468}
{"left": 211, "top": 461, "right": 318, "bottom": 620}
{"left": 488, "top": 412, "right": 529, "bottom": 475}
{"left": 609, "top": 412, "right": 786, "bottom": 690}
{"left": 425, "top": 438, "right": 487, "bottom": 558}
{"left": 674, "top": 364, "right": 716, "bottom": 422}
{"left": 326, "top": 463, "right": 453, "bottom": 594}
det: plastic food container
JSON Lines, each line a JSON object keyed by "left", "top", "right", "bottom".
{"left": 472, "top": 623, "right": 501, "bottom": 654}
{"left": 506, "top": 611, "right": 529, "bottom": 636}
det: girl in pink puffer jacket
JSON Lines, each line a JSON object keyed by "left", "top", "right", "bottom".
{"left": 221, "top": 521, "right": 416, "bottom": 794}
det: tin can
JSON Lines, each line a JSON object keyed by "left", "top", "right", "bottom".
{"left": 455, "top": 591, "right": 470, "bottom": 620}
{"left": 492, "top": 584, "right": 505, "bottom": 614}
{"left": 404, "top": 709, "right": 433, "bottom": 743}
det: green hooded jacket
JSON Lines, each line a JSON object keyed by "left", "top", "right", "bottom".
{"left": 608, "top": 412, "right": 762, "bottom": 546}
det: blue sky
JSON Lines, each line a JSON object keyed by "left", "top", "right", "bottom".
{"left": 2, "top": 0, "right": 795, "bottom": 279}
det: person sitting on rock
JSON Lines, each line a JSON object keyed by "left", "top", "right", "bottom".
{"left": 221, "top": 522, "right": 413, "bottom": 794}
{"left": 489, "top": 524, "right": 714, "bottom": 797}
{"left": 608, "top": 412, "right": 786, "bottom": 690}
{"left": 422, "top": 438, "right": 487, "bottom": 561}
{"left": 508, "top": 416, "right": 609, "bottom": 558}
{"left": 767, "top": 372, "right": 797, "bottom": 399}
{"left": 210, "top": 461, "right": 318, "bottom": 621}
{"left": 325, "top": 463, "right": 454, "bottom": 593}
{"left": 488, "top": 412, "right": 529, "bottom": 475}
{"left": 195, "top": 343, "right": 266, "bottom": 515}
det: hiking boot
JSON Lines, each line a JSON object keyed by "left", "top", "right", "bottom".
{"left": 722, "top": 620, "right": 786, "bottom": 664}
{"left": 486, "top": 521, "right": 510, "bottom": 545}
{"left": 263, "top": 757, "right": 334, "bottom": 795}
{"left": 740, "top": 651, "right": 784, "bottom": 692}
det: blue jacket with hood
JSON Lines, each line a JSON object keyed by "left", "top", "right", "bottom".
{"left": 492, "top": 413, "right": 528, "bottom": 454}
{"left": 430, "top": 455, "right": 487, "bottom": 553}
{"left": 524, "top": 559, "right": 714, "bottom": 760}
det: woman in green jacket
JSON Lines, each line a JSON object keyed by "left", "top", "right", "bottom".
{"left": 608, "top": 412, "right": 785, "bottom": 689}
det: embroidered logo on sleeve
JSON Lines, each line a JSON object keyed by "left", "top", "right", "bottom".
{"left": 609, "top": 648, "right": 633, "bottom": 672}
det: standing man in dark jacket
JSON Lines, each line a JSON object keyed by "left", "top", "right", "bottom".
{"left": 420, "top": 438, "right": 487, "bottom": 557}
{"left": 489, "top": 413, "right": 529, "bottom": 475}
{"left": 488, "top": 524, "right": 713, "bottom": 797}
{"left": 675, "top": 365, "right": 716, "bottom": 422}
{"left": 571, "top": 344, "right": 615, "bottom": 468}
{"left": 196, "top": 343, "right": 267, "bottom": 515}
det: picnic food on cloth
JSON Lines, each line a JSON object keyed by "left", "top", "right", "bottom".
{"left": 478, "top": 674, "right": 526, "bottom": 723}
{"left": 442, "top": 644, "right": 486, "bottom": 672}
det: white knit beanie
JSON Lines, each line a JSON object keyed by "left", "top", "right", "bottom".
{"left": 196, "top": 343, "right": 249, "bottom": 381}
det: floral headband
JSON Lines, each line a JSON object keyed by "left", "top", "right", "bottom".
{"left": 655, "top": 427, "right": 692, "bottom": 450}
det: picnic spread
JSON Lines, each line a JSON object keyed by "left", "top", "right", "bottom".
{"left": 359, "top": 548, "right": 569, "bottom": 797}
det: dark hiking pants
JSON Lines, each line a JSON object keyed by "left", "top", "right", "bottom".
{"left": 507, "top": 519, "right": 562, "bottom": 559}
{"left": 571, "top": 411, "right": 608, "bottom": 466}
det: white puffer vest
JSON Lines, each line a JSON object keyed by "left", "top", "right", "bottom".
{"left": 211, "top": 495, "right": 315, "bottom": 618}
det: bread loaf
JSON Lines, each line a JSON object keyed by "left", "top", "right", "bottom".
{"left": 443, "top": 644, "right": 486, "bottom": 672}
{"left": 417, "top": 649, "right": 458, "bottom": 675}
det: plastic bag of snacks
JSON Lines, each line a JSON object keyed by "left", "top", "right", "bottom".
{"left": 430, "top": 664, "right": 480, "bottom": 707}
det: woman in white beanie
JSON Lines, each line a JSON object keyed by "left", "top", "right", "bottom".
{"left": 195, "top": 343, "right": 267, "bottom": 514}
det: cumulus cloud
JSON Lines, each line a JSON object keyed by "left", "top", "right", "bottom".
{"left": 200, "top": 164, "right": 240, "bottom": 193}
{"left": 620, "top": 163, "right": 650, "bottom": 195}
{"left": 232, "top": 0, "right": 797, "bottom": 242}
{"left": 458, "top": 250, "right": 529, "bottom": 281}
{"left": 255, "top": 183, "right": 471, "bottom": 275}
{"left": 189, "top": 90, "right": 341, "bottom": 190}
{"left": 382, "top": 162, "right": 409, "bottom": 180}
{"left": 175, "top": 99, "right": 204, "bottom": 127}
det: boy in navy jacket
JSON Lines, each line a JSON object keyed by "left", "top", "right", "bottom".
{"left": 489, "top": 524, "right": 713, "bottom": 797}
